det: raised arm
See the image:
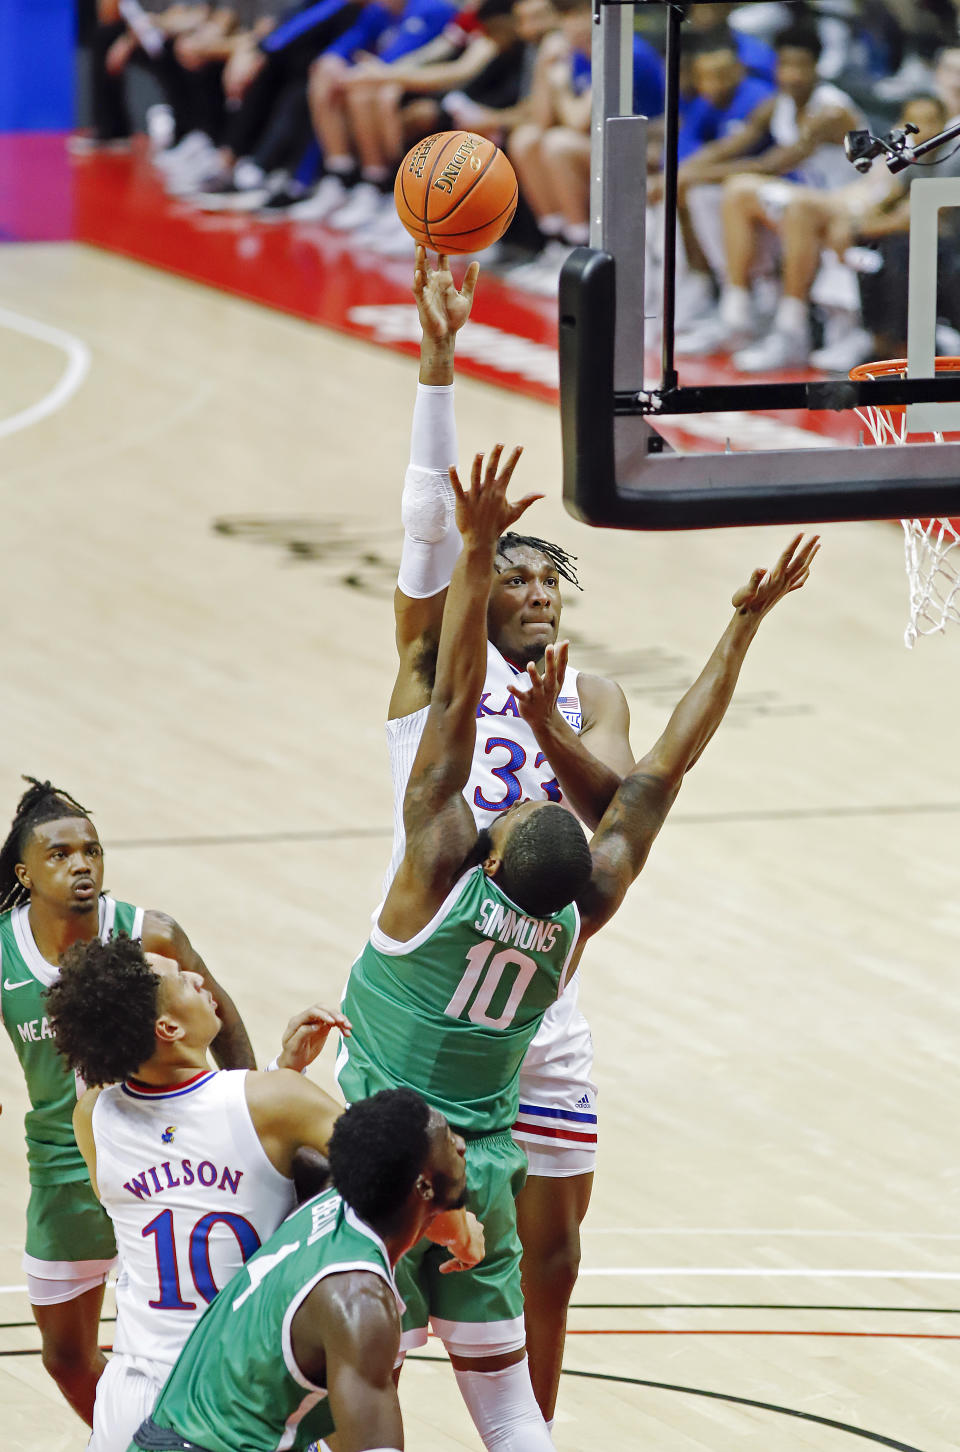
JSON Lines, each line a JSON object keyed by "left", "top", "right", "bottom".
{"left": 379, "top": 448, "right": 540, "bottom": 933}
{"left": 578, "top": 534, "right": 819, "bottom": 937}
{"left": 510, "top": 643, "right": 633, "bottom": 829}
{"left": 142, "top": 911, "right": 255, "bottom": 1069}
{"left": 390, "top": 248, "right": 479, "bottom": 719}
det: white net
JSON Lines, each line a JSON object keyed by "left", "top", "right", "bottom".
{"left": 852, "top": 359, "right": 960, "bottom": 648}
{"left": 900, "top": 516, "right": 960, "bottom": 648}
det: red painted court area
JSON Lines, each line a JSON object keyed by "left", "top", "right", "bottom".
{"left": 0, "top": 134, "right": 882, "bottom": 452}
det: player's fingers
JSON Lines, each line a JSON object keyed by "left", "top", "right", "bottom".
{"left": 554, "top": 639, "right": 569, "bottom": 684}
{"left": 461, "top": 259, "right": 480, "bottom": 303}
{"left": 436, "top": 252, "right": 449, "bottom": 274}
{"left": 470, "top": 452, "right": 484, "bottom": 492}
{"left": 496, "top": 443, "right": 523, "bottom": 484}
{"left": 448, "top": 464, "right": 466, "bottom": 506}
{"left": 504, "top": 492, "right": 542, "bottom": 528}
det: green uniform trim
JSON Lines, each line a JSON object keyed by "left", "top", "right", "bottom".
{"left": 141, "top": 1189, "right": 400, "bottom": 1452}
{"left": 338, "top": 867, "right": 580, "bottom": 1134}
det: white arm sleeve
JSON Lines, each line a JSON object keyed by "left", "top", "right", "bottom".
{"left": 398, "top": 381, "right": 462, "bottom": 600}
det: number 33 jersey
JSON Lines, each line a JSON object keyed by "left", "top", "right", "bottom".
{"left": 92, "top": 1070, "right": 295, "bottom": 1369}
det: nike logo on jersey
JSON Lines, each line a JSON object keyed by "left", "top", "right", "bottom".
{"left": 3, "top": 977, "right": 32, "bottom": 991}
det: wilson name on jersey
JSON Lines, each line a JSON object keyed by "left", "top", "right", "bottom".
{"left": 93, "top": 1069, "right": 294, "bottom": 1368}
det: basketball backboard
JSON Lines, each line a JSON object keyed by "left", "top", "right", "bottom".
{"left": 560, "top": 0, "right": 960, "bottom": 529}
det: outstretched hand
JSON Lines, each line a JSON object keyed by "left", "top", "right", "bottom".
{"left": 413, "top": 245, "right": 479, "bottom": 343}
{"left": 449, "top": 444, "right": 542, "bottom": 549}
{"left": 508, "top": 640, "right": 569, "bottom": 727}
{"left": 732, "top": 533, "right": 820, "bottom": 619}
{"left": 277, "top": 1004, "right": 353, "bottom": 1074}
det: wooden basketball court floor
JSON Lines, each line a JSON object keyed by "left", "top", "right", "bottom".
{"left": 1, "top": 240, "right": 958, "bottom": 1452}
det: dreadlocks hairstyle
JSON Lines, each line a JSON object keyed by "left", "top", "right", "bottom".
{"left": 46, "top": 935, "right": 159, "bottom": 1086}
{"left": 328, "top": 1087, "right": 432, "bottom": 1225}
{"left": 0, "top": 777, "right": 93, "bottom": 913}
{"left": 496, "top": 533, "right": 582, "bottom": 591}
{"left": 499, "top": 801, "right": 592, "bottom": 917}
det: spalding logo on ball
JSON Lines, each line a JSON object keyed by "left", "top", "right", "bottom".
{"left": 395, "top": 130, "right": 518, "bottom": 255}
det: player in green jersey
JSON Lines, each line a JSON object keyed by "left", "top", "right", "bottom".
{"left": 131, "top": 1087, "right": 471, "bottom": 1452}
{"left": 338, "top": 442, "right": 818, "bottom": 1448}
{"left": 0, "top": 777, "right": 254, "bottom": 1427}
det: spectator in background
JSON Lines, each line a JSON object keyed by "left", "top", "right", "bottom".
{"left": 731, "top": 93, "right": 950, "bottom": 371}
{"left": 649, "top": 29, "right": 776, "bottom": 329}
{"left": 187, "top": 0, "right": 365, "bottom": 208}
{"left": 507, "top": 0, "right": 664, "bottom": 293}
{"left": 933, "top": 42, "right": 960, "bottom": 120}
{"left": 854, "top": 91, "right": 960, "bottom": 365}
{"left": 315, "top": 0, "right": 532, "bottom": 248}
{"left": 686, "top": 2, "right": 777, "bottom": 84}
{"left": 291, "top": 0, "right": 459, "bottom": 228}
{"left": 674, "top": 24, "right": 863, "bottom": 356}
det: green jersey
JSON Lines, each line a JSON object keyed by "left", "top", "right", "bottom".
{"left": 0, "top": 895, "right": 144, "bottom": 1185}
{"left": 139, "top": 1188, "right": 401, "bottom": 1452}
{"left": 338, "top": 867, "right": 580, "bottom": 1133}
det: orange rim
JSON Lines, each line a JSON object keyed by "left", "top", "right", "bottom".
{"left": 849, "top": 356, "right": 960, "bottom": 424}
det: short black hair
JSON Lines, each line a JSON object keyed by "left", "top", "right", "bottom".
{"left": 0, "top": 777, "right": 93, "bottom": 912}
{"left": 775, "top": 24, "right": 821, "bottom": 61}
{"left": 477, "top": 0, "right": 515, "bottom": 21}
{"left": 496, "top": 532, "right": 581, "bottom": 591}
{"left": 687, "top": 26, "right": 740, "bottom": 60}
{"left": 46, "top": 935, "right": 159, "bottom": 1086}
{"left": 500, "top": 802, "right": 592, "bottom": 917}
{"left": 328, "top": 1088, "right": 432, "bottom": 1224}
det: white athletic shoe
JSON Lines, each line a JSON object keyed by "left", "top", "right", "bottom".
{"left": 286, "top": 175, "right": 349, "bottom": 222}
{"left": 733, "top": 328, "right": 811, "bottom": 372}
{"left": 674, "top": 271, "right": 715, "bottom": 331}
{"left": 154, "top": 130, "right": 211, "bottom": 173}
{"left": 327, "top": 181, "right": 385, "bottom": 232}
{"left": 354, "top": 202, "right": 414, "bottom": 255}
{"left": 674, "top": 311, "right": 758, "bottom": 357}
{"left": 145, "top": 103, "right": 175, "bottom": 153}
{"left": 809, "top": 327, "right": 874, "bottom": 373}
{"left": 507, "top": 240, "right": 573, "bottom": 293}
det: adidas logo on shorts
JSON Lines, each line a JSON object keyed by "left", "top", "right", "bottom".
{"left": 575, "top": 1094, "right": 591, "bottom": 1110}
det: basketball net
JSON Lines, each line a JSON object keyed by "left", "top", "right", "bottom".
{"left": 849, "top": 357, "right": 960, "bottom": 648}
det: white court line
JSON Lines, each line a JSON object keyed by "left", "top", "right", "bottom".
{"left": 0, "top": 305, "right": 91, "bottom": 439}
{"left": 579, "top": 1267, "right": 960, "bottom": 1279}
{"left": 584, "top": 1228, "right": 960, "bottom": 1239}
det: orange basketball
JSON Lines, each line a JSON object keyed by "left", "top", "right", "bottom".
{"left": 394, "top": 131, "right": 518, "bottom": 254}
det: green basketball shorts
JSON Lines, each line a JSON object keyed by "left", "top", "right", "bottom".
{"left": 397, "top": 1128, "right": 528, "bottom": 1359}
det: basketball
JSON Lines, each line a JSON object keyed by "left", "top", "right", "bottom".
{"left": 394, "top": 131, "right": 518, "bottom": 254}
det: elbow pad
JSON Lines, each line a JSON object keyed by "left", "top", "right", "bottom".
{"left": 401, "top": 465, "right": 455, "bottom": 543}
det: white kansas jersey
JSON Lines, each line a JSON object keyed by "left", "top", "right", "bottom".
{"left": 385, "top": 639, "right": 583, "bottom": 888}
{"left": 92, "top": 1069, "right": 294, "bottom": 1368}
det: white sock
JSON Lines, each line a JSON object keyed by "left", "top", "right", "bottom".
{"left": 453, "top": 1358, "right": 554, "bottom": 1450}
{"left": 361, "top": 165, "right": 389, "bottom": 185}
{"left": 539, "top": 213, "right": 565, "bottom": 238}
{"left": 720, "top": 284, "right": 752, "bottom": 328}
{"left": 325, "top": 155, "right": 354, "bottom": 175}
{"left": 774, "top": 294, "right": 810, "bottom": 337}
{"left": 563, "top": 222, "right": 589, "bottom": 245}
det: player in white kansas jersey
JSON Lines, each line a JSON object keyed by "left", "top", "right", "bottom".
{"left": 48, "top": 934, "right": 475, "bottom": 1452}
{"left": 386, "top": 247, "right": 636, "bottom": 1421}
